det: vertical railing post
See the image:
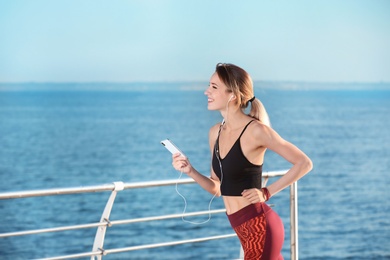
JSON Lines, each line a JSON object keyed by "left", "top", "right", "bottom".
{"left": 290, "top": 181, "right": 298, "bottom": 260}
{"left": 91, "top": 182, "right": 124, "bottom": 260}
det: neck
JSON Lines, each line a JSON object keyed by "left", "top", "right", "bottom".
{"left": 221, "top": 108, "right": 247, "bottom": 130}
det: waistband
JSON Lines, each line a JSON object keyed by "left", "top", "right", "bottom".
{"left": 227, "top": 202, "right": 271, "bottom": 228}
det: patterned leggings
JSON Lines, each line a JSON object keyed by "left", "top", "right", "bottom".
{"left": 227, "top": 203, "right": 284, "bottom": 260}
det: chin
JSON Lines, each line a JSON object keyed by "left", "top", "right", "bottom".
{"left": 207, "top": 104, "right": 218, "bottom": 111}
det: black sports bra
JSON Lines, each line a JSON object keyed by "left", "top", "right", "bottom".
{"left": 212, "top": 120, "right": 263, "bottom": 196}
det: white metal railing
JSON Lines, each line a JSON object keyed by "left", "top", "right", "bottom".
{"left": 0, "top": 170, "right": 298, "bottom": 260}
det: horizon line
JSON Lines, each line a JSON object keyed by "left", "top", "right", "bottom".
{"left": 1, "top": 80, "right": 390, "bottom": 84}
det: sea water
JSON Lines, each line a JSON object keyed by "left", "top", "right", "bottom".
{"left": 0, "top": 82, "right": 389, "bottom": 259}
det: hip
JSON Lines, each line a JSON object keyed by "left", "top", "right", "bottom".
{"left": 226, "top": 202, "right": 275, "bottom": 228}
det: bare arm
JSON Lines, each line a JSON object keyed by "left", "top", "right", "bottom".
{"left": 258, "top": 124, "right": 313, "bottom": 197}
{"left": 242, "top": 123, "right": 312, "bottom": 202}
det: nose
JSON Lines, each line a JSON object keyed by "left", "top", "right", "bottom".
{"left": 204, "top": 86, "right": 211, "bottom": 95}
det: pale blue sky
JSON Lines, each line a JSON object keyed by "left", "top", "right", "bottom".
{"left": 0, "top": 0, "right": 389, "bottom": 83}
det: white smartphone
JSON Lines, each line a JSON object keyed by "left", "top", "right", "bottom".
{"left": 161, "top": 139, "right": 186, "bottom": 157}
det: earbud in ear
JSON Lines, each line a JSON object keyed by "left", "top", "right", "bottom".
{"left": 228, "top": 95, "right": 235, "bottom": 102}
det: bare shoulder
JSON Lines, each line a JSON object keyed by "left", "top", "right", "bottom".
{"left": 208, "top": 123, "right": 222, "bottom": 145}
{"left": 247, "top": 120, "right": 280, "bottom": 146}
{"left": 209, "top": 123, "right": 221, "bottom": 136}
{"left": 249, "top": 120, "right": 272, "bottom": 137}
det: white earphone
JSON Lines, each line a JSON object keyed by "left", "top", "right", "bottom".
{"left": 228, "top": 95, "right": 235, "bottom": 102}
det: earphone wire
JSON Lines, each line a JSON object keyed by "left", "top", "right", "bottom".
{"left": 224, "top": 97, "right": 231, "bottom": 128}
{"left": 175, "top": 170, "right": 218, "bottom": 225}
{"left": 175, "top": 120, "right": 225, "bottom": 225}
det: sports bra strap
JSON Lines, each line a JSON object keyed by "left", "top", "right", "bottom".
{"left": 238, "top": 120, "right": 255, "bottom": 139}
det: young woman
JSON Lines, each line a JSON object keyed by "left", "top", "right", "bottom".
{"left": 172, "top": 63, "right": 313, "bottom": 259}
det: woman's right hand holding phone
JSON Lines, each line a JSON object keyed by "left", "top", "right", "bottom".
{"left": 172, "top": 153, "right": 192, "bottom": 175}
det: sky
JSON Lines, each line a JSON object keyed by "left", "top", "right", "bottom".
{"left": 0, "top": 0, "right": 389, "bottom": 83}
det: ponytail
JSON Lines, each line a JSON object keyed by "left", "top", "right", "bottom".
{"left": 248, "top": 98, "right": 271, "bottom": 127}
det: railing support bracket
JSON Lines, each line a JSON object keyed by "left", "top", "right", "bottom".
{"left": 90, "top": 182, "right": 123, "bottom": 260}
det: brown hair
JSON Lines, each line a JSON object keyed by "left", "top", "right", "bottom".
{"left": 215, "top": 63, "right": 270, "bottom": 126}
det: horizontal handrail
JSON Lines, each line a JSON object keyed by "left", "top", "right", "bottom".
{"left": 105, "top": 233, "right": 238, "bottom": 253}
{"left": 34, "top": 234, "right": 238, "bottom": 260}
{"left": 0, "top": 209, "right": 227, "bottom": 238}
{"left": 110, "top": 208, "right": 227, "bottom": 225}
{"left": 0, "top": 170, "right": 287, "bottom": 200}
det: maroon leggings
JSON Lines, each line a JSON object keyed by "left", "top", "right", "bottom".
{"left": 227, "top": 203, "right": 284, "bottom": 260}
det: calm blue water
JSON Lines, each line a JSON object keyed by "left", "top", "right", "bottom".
{"left": 0, "top": 83, "right": 389, "bottom": 259}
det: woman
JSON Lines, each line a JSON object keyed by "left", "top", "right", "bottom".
{"left": 172, "top": 63, "right": 313, "bottom": 259}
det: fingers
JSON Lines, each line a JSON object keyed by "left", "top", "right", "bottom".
{"left": 172, "top": 153, "right": 190, "bottom": 171}
{"left": 172, "top": 153, "right": 183, "bottom": 159}
{"left": 241, "top": 189, "right": 263, "bottom": 203}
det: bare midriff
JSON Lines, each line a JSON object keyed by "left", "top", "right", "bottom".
{"left": 223, "top": 196, "right": 252, "bottom": 215}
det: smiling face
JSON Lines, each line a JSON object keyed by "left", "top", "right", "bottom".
{"left": 204, "top": 72, "right": 233, "bottom": 111}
